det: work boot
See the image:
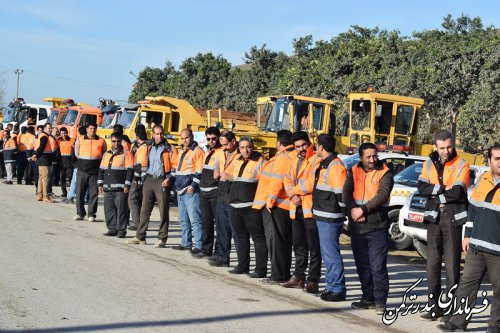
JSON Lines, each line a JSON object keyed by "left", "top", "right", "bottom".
{"left": 88, "top": 216, "right": 95, "bottom": 222}
{"left": 126, "top": 237, "right": 146, "bottom": 245}
{"left": 73, "top": 215, "right": 84, "bottom": 221}
{"left": 36, "top": 194, "right": 43, "bottom": 201}
{"left": 420, "top": 310, "right": 443, "bottom": 321}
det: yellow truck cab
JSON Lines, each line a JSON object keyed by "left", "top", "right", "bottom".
{"left": 338, "top": 91, "right": 424, "bottom": 153}
{"left": 245, "top": 95, "right": 335, "bottom": 156}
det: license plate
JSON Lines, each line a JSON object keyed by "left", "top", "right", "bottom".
{"left": 408, "top": 213, "right": 424, "bottom": 223}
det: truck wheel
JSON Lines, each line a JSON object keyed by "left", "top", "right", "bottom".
{"left": 413, "top": 239, "right": 428, "bottom": 260}
{"left": 388, "top": 209, "right": 412, "bottom": 250}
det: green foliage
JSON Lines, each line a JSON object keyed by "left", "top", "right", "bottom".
{"left": 129, "top": 15, "right": 498, "bottom": 148}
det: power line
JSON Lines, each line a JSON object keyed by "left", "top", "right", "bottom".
{"left": 20, "top": 69, "right": 130, "bottom": 91}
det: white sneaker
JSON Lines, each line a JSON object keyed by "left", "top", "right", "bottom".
{"left": 154, "top": 239, "right": 166, "bottom": 248}
{"left": 88, "top": 216, "right": 95, "bottom": 222}
{"left": 73, "top": 215, "right": 84, "bottom": 221}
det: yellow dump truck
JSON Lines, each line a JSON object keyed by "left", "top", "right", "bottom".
{"left": 97, "top": 96, "right": 257, "bottom": 146}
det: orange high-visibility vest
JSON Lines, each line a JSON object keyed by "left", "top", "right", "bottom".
{"left": 352, "top": 163, "right": 391, "bottom": 206}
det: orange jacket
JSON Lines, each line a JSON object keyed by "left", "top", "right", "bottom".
{"left": 253, "top": 145, "right": 295, "bottom": 210}
{"left": 418, "top": 151, "right": 470, "bottom": 224}
{"left": 283, "top": 147, "right": 321, "bottom": 219}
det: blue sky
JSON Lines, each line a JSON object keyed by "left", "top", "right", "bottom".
{"left": 0, "top": 0, "right": 498, "bottom": 107}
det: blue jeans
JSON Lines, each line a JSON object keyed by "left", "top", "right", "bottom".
{"left": 67, "top": 168, "right": 78, "bottom": 200}
{"left": 317, "top": 221, "right": 346, "bottom": 294}
{"left": 178, "top": 191, "right": 203, "bottom": 249}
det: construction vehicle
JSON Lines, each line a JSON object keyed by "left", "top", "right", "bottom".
{"left": 44, "top": 97, "right": 76, "bottom": 128}
{"left": 55, "top": 102, "right": 103, "bottom": 138}
{"left": 336, "top": 89, "right": 486, "bottom": 165}
{"left": 2, "top": 98, "right": 52, "bottom": 128}
{"left": 237, "top": 95, "right": 336, "bottom": 157}
{"left": 96, "top": 96, "right": 257, "bottom": 146}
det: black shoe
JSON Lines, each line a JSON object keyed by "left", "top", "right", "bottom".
{"left": 17, "top": 180, "right": 22, "bottom": 184}
{"left": 208, "top": 256, "right": 220, "bottom": 263}
{"left": 486, "top": 327, "right": 500, "bottom": 333}
{"left": 437, "top": 321, "right": 466, "bottom": 332}
{"left": 351, "top": 299, "right": 376, "bottom": 309}
{"left": 229, "top": 267, "right": 249, "bottom": 274}
{"left": 127, "top": 225, "right": 138, "bottom": 231}
{"left": 441, "top": 315, "right": 451, "bottom": 323}
{"left": 375, "top": 304, "right": 386, "bottom": 315}
{"left": 192, "top": 251, "right": 210, "bottom": 259}
{"left": 3, "top": 181, "right": 13, "bottom": 184}
{"left": 248, "top": 271, "right": 266, "bottom": 278}
{"left": 420, "top": 311, "right": 443, "bottom": 321}
{"left": 190, "top": 248, "right": 202, "bottom": 255}
{"left": 103, "top": 231, "right": 117, "bottom": 236}
{"left": 209, "top": 259, "right": 229, "bottom": 267}
{"left": 320, "top": 290, "right": 346, "bottom": 302}
{"left": 117, "top": 233, "right": 126, "bottom": 238}
{"left": 260, "top": 278, "right": 285, "bottom": 285}
{"left": 171, "top": 245, "right": 192, "bottom": 251}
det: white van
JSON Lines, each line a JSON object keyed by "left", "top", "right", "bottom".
{"left": 2, "top": 99, "right": 51, "bottom": 128}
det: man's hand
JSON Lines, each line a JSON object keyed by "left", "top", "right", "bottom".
{"left": 445, "top": 184, "right": 453, "bottom": 191}
{"left": 291, "top": 195, "right": 302, "bottom": 206}
{"left": 123, "top": 187, "right": 129, "bottom": 194}
{"left": 462, "top": 237, "right": 470, "bottom": 253}
{"left": 162, "top": 178, "right": 170, "bottom": 187}
{"left": 286, "top": 188, "right": 294, "bottom": 199}
{"left": 356, "top": 216, "right": 366, "bottom": 223}
{"left": 214, "top": 169, "right": 220, "bottom": 180}
{"left": 98, "top": 186, "right": 104, "bottom": 193}
{"left": 351, "top": 207, "right": 364, "bottom": 222}
{"left": 220, "top": 172, "right": 233, "bottom": 182}
{"left": 186, "top": 185, "right": 194, "bottom": 194}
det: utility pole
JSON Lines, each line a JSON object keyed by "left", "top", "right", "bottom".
{"left": 15, "top": 69, "right": 23, "bottom": 99}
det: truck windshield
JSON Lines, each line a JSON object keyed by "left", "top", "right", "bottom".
{"left": 394, "top": 105, "right": 414, "bottom": 135}
{"left": 394, "top": 162, "right": 423, "bottom": 187}
{"left": 117, "top": 109, "right": 136, "bottom": 129}
{"left": 48, "top": 110, "right": 59, "bottom": 125}
{"left": 2, "top": 106, "right": 16, "bottom": 123}
{"left": 264, "top": 98, "right": 290, "bottom": 132}
{"left": 101, "top": 112, "right": 117, "bottom": 128}
{"left": 351, "top": 100, "right": 371, "bottom": 131}
{"left": 62, "top": 110, "right": 78, "bottom": 125}
{"left": 15, "top": 107, "right": 33, "bottom": 124}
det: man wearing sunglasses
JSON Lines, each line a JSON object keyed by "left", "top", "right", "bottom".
{"left": 194, "top": 127, "right": 223, "bottom": 258}
{"left": 98, "top": 133, "right": 134, "bottom": 238}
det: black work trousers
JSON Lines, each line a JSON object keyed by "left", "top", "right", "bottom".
{"left": 60, "top": 165, "right": 73, "bottom": 197}
{"left": 25, "top": 159, "right": 35, "bottom": 184}
{"left": 127, "top": 181, "right": 143, "bottom": 228}
{"left": 449, "top": 249, "right": 500, "bottom": 330}
{"left": 262, "top": 209, "right": 273, "bottom": 261}
{"left": 231, "top": 206, "right": 268, "bottom": 274}
{"left": 76, "top": 170, "right": 98, "bottom": 218}
{"left": 136, "top": 177, "right": 170, "bottom": 242}
{"left": 0, "top": 153, "right": 5, "bottom": 177}
{"left": 292, "top": 209, "right": 322, "bottom": 282}
{"left": 351, "top": 228, "right": 389, "bottom": 306}
{"left": 214, "top": 203, "right": 236, "bottom": 264}
{"left": 200, "top": 190, "right": 218, "bottom": 256}
{"left": 426, "top": 208, "right": 463, "bottom": 307}
{"left": 270, "top": 206, "right": 293, "bottom": 281}
{"left": 16, "top": 153, "right": 27, "bottom": 183}
{"left": 104, "top": 191, "right": 128, "bottom": 235}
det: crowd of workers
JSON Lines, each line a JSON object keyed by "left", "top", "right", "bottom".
{"left": 0, "top": 121, "right": 499, "bottom": 332}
